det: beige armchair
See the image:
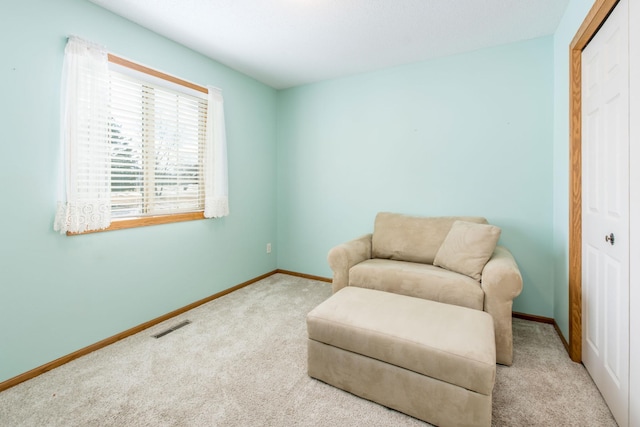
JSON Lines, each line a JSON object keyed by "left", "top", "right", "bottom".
{"left": 327, "top": 212, "right": 523, "bottom": 365}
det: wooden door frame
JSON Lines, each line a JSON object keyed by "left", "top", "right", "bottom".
{"left": 568, "top": 0, "right": 619, "bottom": 363}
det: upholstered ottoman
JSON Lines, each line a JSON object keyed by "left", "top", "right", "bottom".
{"left": 307, "top": 287, "right": 496, "bottom": 427}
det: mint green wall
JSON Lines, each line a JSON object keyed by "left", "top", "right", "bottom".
{"left": 0, "top": 0, "right": 278, "bottom": 383}
{"left": 277, "top": 37, "right": 555, "bottom": 317}
{"left": 0, "top": 0, "right": 583, "bottom": 385}
{"left": 552, "top": 0, "right": 595, "bottom": 341}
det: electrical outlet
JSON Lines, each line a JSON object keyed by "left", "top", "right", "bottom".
{"left": 266, "top": 243, "right": 272, "bottom": 254}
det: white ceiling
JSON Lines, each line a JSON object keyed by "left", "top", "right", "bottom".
{"left": 89, "top": 0, "right": 570, "bottom": 89}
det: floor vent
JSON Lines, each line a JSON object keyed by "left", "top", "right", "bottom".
{"left": 152, "top": 320, "right": 191, "bottom": 339}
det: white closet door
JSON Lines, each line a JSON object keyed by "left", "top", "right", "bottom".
{"left": 628, "top": 0, "right": 639, "bottom": 424}
{"left": 581, "top": 0, "right": 630, "bottom": 426}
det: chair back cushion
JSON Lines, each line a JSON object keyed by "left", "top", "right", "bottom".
{"left": 371, "top": 212, "right": 488, "bottom": 264}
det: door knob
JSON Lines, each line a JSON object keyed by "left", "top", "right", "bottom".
{"left": 605, "top": 233, "right": 615, "bottom": 245}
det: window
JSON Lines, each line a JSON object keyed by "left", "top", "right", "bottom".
{"left": 54, "top": 37, "right": 228, "bottom": 235}
{"left": 108, "top": 57, "right": 208, "bottom": 219}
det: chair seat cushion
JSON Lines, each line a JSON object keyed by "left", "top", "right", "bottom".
{"left": 349, "top": 259, "right": 484, "bottom": 310}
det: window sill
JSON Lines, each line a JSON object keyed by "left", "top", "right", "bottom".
{"left": 67, "top": 212, "right": 205, "bottom": 235}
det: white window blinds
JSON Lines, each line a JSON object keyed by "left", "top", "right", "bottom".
{"left": 108, "top": 68, "right": 208, "bottom": 218}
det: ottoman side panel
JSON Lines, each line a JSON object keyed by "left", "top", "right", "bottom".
{"left": 308, "top": 339, "right": 492, "bottom": 427}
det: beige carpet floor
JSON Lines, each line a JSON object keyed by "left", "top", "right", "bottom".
{"left": 0, "top": 274, "right": 616, "bottom": 426}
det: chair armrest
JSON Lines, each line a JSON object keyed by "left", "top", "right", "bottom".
{"left": 481, "top": 245, "right": 523, "bottom": 365}
{"left": 327, "top": 234, "right": 372, "bottom": 293}
{"left": 481, "top": 246, "right": 523, "bottom": 302}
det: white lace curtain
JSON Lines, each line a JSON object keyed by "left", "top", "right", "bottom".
{"left": 54, "top": 37, "right": 229, "bottom": 233}
{"left": 204, "top": 86, "right": 229, "bottom": 218}
{"left": 54, "top": 36, "right": 111, "bottom": 234}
